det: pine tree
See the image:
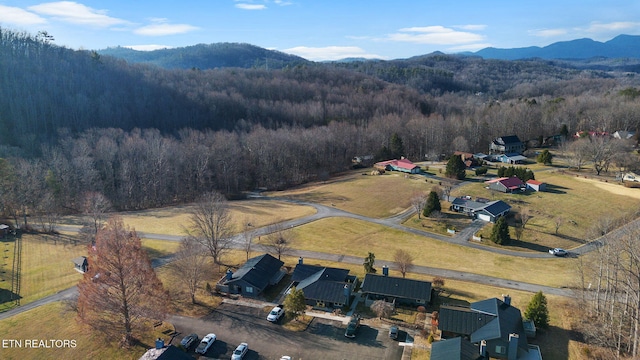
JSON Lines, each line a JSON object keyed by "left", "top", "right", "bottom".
{"left": 445, "top": 155, "right": 466, "bottom": 180}
{"left": 423, "top": 191, "right": 441, "bottom": 217}
{"left": 490, "top": 216, "right": 510, "bottom": 245}
{"left": 363, "top": 252, "right": 376, "bottom": 273}
{"left": 525, "top": 291, "right": 549, "bottom": 329}
{"left": 389, "top": 133, "right": 405, "bottom": 159}
{"left": 537, "top": 149, "right": 553, "bottom": 165}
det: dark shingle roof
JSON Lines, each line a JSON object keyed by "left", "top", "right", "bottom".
{"left": 361, "top": 274, "right": 431, "bottom": 302}
{"left": 225, "top": 253, "right": 284, "bottom": 291}
{"left": 299, "top": 280, "right": 350, "bottom": 304}
{"left": 470, "top": 298, "right": 528, "bottom": 350}
{"left": 292, "top": 264, "right": 353, "bottom": 304}
{"left": 439, "top": 305, "right": 496, "bottom": 336}
{"left": 494, "top": 135, "right": 522, "bottom": 145}
{"left": 480, "top": 201, "right": 511, "bottom": 217}
{"left": 291, "top": 264, "right": 349, "bottom": 283}
{"left": 430, "top": 337, "right": 483, "bottom": 360}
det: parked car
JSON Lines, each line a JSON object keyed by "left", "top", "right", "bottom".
{"left": 344, "top": 314, "right": 361, "bottom": 338}
{"left": 267, "top": 305, "right": 284, "bottom": 322}
{"left": 280, "top": 357, "right": 292, "bottom": 360}
{"left": 195, "top": 333, "right": 216, "bottom": 355}
{"left": 179, "top": 333, "right": 199, "bottom": 350}
{"left": 389, "top": 326, "right": 399, "bottom": 340}
{"left": 231, "top": 342, "right": 249, "bottom": 360}
{"left": 549, "top": 248, "right": 568, "bottom": 257}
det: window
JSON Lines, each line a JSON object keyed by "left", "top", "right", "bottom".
{"left": 495, "top": 345, "right": 506, "bottom": 354}
{"left": 245, "top": 286, "right": 253, "bottom": 294}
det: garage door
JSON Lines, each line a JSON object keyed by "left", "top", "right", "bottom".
{"left": 478, "top": 214, "right": 491, "bottom": 222}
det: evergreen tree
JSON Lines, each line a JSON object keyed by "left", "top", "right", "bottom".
{"left": 560, "top": 124, "right": 569, "bottom": 138}
{"left": 490, "top": 216, "right": 510, "bottom": 245}
{"left": 524, "top": 291, "right": 549, "bottom": 329}
{"left": 283, "top": 286, "right": 307, "bottom": 320}
{"left": 536, "top": 149, "right": 553, "bottom": 165}
{"left": 363, "top": 252, "right": 376, "bottom": 273}
{"left": 445, "top": 155, "right": 466, "bottom": 180}
{"left": 389, "top": 133, "right": 405, "bottom": 159}
{"left": 423, "top": 191, "right": 441, "bottom": 217}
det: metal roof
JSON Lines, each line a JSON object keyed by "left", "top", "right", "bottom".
{"left": 361, "top": 274, "right": 431, "bottom": 302}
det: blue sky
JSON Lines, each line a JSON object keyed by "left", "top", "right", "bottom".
{"left": 1, "top": 1, "right": 639, "bottom": 61}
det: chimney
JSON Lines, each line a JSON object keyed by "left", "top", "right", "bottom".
{"left": 503, "top": 294, "right": 511, "bottom": 305}
{"left": 298, "top": 257, "right": 304, "bottom": 265}
{"left": 226, "top": 269, "right": 233, "bottom": 281}
{"left": 508, "top": 333, "right": 519, "bottom": 360}
{"left": 382, "top": 265, "right": 389, "bottom": 276}
{"left": 155, "top": 338, "right": 165, "bottom": 349}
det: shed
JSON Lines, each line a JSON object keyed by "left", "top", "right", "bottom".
{"left": 72, "top": 256, "right": 88, "bottom": 273}
{"left": 526, "top": 179, "right": 546, "bottom": 192}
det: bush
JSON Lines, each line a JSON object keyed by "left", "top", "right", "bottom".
{"left": 433, "top": 276, "right": 445, "bottom": 288}
{"left": 417, "top": 305, "right": 426, "bottom": 313}
{"left": 475, "top": 166, "right": 488, "bottom": 176}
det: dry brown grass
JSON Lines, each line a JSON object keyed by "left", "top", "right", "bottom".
{"left": 268, "top": 169, "right": 436, "bottom": 218}
{"left": 290, "top": 217, "right": 576, "bottom": 288}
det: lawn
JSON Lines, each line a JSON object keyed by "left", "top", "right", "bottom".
{"left": 289, "top": 217, "right": 577, "bottom": 288}
{"left": 451, "top": 170, "right": 640, "bottom": 249}
{"left": 267, "top": 169, "right": 437, "bottom": 218}
{"left": 0, "top": 302, "right": 170, "bottom": 360}
{"left": 59, "top": 200, "right": 316, "bottom": 236}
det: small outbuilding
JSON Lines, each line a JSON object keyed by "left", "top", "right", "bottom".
{"left": 526, "top": 179, "right": 546, "bottom": 192}
{"left": 72, "top": 256, "right": 88, "bottom": 273}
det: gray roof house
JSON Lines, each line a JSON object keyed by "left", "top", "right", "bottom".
{"left": 489, "top": 136, "right": 525, "bottom": 155}
{"left": 290, "top": 261, "right": 357, "bottom": 309}
{"left": 361, "top": 273, "right": 432, "bottom": 307}
{"left": 450, "top": 197, "right": 511, "bottom": 223}
{"left": 438, "top": 296, "right": 542, "bottom": 360}
{"left": 217, "top": 253, "right": 285, "bottom": 297}
{"left": 430, "top": 336, "right": 485, "bottom": 360}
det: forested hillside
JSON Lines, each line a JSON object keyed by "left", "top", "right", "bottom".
{"left": 1, "top": 27, "right": 640, "bottom": 218}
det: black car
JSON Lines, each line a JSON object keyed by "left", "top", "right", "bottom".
{"left": 180, "top": 333, "right": 199, "bottom": 350}
{"left": 344, "top": 314, "right": 361, "bottom": 338}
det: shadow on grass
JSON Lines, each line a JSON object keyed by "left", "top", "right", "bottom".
{"left": 542, "top": 184, "right": 569, "bottom": 194}
{"left": 501, "top": 239, "right": 553, "bottom": 253}
{"left": 534, "top": 325, "right": 571, "bottom": 360}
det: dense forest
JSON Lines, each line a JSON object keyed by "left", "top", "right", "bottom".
{"left": 1, "top": 27, "right": 640, "bottom": 217}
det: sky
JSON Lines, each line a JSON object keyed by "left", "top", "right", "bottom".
{"left": 1, "top": 0, "right": 639, "bottom": 61}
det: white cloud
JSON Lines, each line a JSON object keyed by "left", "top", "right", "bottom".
{"left": 123, "top": 44, "right": 174, "bottom": 51}
{"left": 273, "top": 0, "right": 293, "bottom": 5}
{"left": 0, "top": 5, "right": 47, "bottom": 25}
{"left": 387, "top": 26, "right": 484, "bottom": 45}
{"left": 134, "top": 23, "right": 199, "bottom": 36}
{"left": 455, "top": 24, "right": 487, "bottom": 31}
{"left": 584, "top": 21, "right": 640, "bottom": 33}
{"left": 235, "top": 3, "right": 267, "bottom": 10}
{"left": 283, "top": 46, "right": 384, "bottom": 61}
{"left": 530, "top": 28, "right": 568, "bottom": 37}
{"left": 28, "top": 1, "right": 127, "bottom": 27}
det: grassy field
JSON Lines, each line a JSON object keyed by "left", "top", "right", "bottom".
{"left": 288, "top": 217, "right": 577, "bottom": 288}
{"left": 0, "top": 302, "right": 171, "bottom": 360}
{"left": 268, "top": 170, "right": 436, "bottom": 218}
{"left": 60, "top": 199, "right": 316, "bottom": 236}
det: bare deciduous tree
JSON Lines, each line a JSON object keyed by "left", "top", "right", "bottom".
{"left": 82, "top": 191, "right": 112, "bottom": 234}
{"left": 77, "top": 217, "right": 169, "bottom": 347}
{"left": 241, "top": 217, "right": 255, "bottom": 261}
{"left": 410, "top": 193, "right": 427, "bottom": 219}
{"left": 171, "top": 236, "right": 208, "bottom": 304}
{"left": 554, "top": 216, "right": 564, "bottom": 235}
{"left": 262, "top": 223, "right": 293, "bottom": 260}
{"left": 187, "top": 191, "right": 234, "bottom": 272}
{"left": 519, "top": 207, "right": 532, "bottom": 229}
{"left": 370, "top": 300, "right": 394, "bottom": 319}
{"left": 393, "top": 249, "right": 414, "bottom": 278}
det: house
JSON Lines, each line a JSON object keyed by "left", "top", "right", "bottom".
{"left": 374, "top": 158, "right": 421, "bottom": 174}
{"left": 216, "top": 253, "right": 285, "bottom": 297}
{"left": 290, "top": 258, "right": 357, "bottom": 309}
{"left": 526, "top": 180, "right": 546, "bottom": 192}
{"left": 489, "top": 136, "right": 525, "bottom": 155}
{"left": 438, "top": 296, "right": 541, "bottom": 360}
{"left": 430, "top": 336, "right": 485, "bottom": 360}
{"left": 361, "top": 271, "right": 432, "bottom": 307}
{"left": 486, "top": 177, "right": 525, "bottom": 193}
{"left": 613, "top": 130, "right": 635, "bottom": 140}
{"left": 72, "top": 256, "right": 88, "bottom": 273}
{"left": 454, "top": 151, "right": 480, "bottom": 168}
{"left": 139, "top": 344, "right": 194, "bottom": 360}
{"left": 495, "top": 154, "right": 528, "bottom": 164}
{"left": 450, "top": 197, "right": 511, "bottom": 223}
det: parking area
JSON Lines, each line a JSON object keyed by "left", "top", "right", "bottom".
{"left": 169, "top": 303, "right": 405, "bottom": 360}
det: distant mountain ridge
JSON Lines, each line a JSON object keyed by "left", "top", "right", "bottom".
{"left": 473, "top": 34, "right": 640, "bottom": 60}
{"left": 98, "top": 42, "right": 309, "bottom": 69}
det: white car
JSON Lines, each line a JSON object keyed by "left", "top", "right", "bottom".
{"left": 267, "top": 306, "right": 284, "bottom": 322}
{"left": 549, "top": 248, "right": 568, "bottom": 257}
{"left": 195, "top": 333, "right": 216, "bottom": 355}
{"left": 280, "top": 357, "right": 292, "bottom": 360}
{"left": 231, "top": 342, "right": 248, "bottom": 360}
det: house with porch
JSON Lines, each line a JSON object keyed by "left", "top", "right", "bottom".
{"left": 374, "top": 158, "right": 421, "bottom": 174}
{"left": 216, "top": 253, "right": 285, "bottom": 298}
{"left": 450, "top": 197, "right": 511, "bottom": 223}
{"left": 436, "top": 296, "right": 542, "bottom": 360}
{"left": 289, "top": 259, "right": 357, "bottom": 309}
{"left": 489, "top": 135, "right": 525, "bottom": 155}
{"left": 361, "top": 271, "right": 432, "bottom": 307}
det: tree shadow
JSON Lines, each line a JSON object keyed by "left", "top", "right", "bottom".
{"left": 503, "top": 239, "right": 553, "bottom": 253}
{"left": 0, "top": 288, "right": 21, "bottom": 304}
{"left": 542, "top": 184, "right": 568, "bottom": 194}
